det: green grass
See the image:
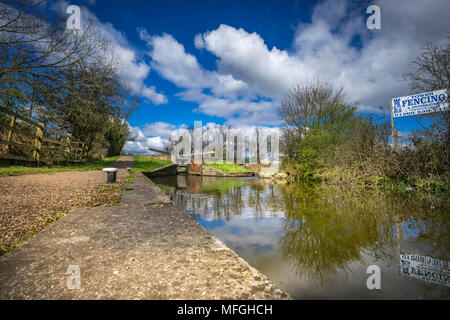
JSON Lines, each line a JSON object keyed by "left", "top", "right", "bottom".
{"left": 157, "top": 185, "right": 173, "bottom": 192}
{"left": 43, "top": 210, "right": 68, "bottom": 225}
{"left": 0, "top": 156, "right": 120, "bottom": 176}
{"left": 204, "top": 161, "right": 250, "bottom": 173}
{"left": 131, "top": 156, "right": 172, "bottom": 172}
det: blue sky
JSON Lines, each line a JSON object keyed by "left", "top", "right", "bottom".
{"left": 51, "top": 0, "right": 449, "bottom": 153}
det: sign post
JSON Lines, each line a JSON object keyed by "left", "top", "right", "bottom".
{"left": 390, "top": 99, "right": 397, "bottom": 150}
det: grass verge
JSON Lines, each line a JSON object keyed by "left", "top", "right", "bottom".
{"left": 131, "top": 156, "right": 172, "bottom": 172}
{"left": 0, "top": 156, "right": 120, "bottom": 176}
{"left": 204, "top": 161, "right": 250, "bottom": 173}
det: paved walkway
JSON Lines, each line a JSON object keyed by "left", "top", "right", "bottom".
{"left": 0, "top": 157, "right": 289, "bottom": 299}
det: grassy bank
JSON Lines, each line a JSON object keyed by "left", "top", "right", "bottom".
{"left": 131, "top": 156, "right": 172, "bottom": 173}
{"left": 205, "top": 161, "right": 250, "bottom": 173}
{"left": 0, "top": 156, "right": 120, "bottom": 176}
{"left": 285, "top": 164, "right": 450, "bottom": 196}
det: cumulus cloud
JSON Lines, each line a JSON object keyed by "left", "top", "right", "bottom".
{"left": 124, "top": 122, "right": 193, "bottom": 155}
{"left": 80, "top": 0, "right": 96, "bottom": 5}
{"left": 123, "top": 137, "right": 165, "bottom": 155}
{"left": 142, "top": 121, "right": 176, "bottom": 139}
{"left": 177, "top": 90, "right": 279, "bottom": 126}
{"left": 123, "top": 124, "right": 168, "bottom": 155}
{"left": 95, "top": 23, "right": 168, "bottom": 105}
{"left": 139, "top": 30, "right": 248, "bottom": 99}
{"left": 139, "top": 29, "right": 279, "bottom": 125}
{"left": 192, "top": 0, "right": 450, "bottom": 114}
{"left": 195, "top": 24, "right": 309, "bottom": 98}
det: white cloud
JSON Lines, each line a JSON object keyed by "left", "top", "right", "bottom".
{"left": 142, "top": 121, "right": 176, "bottom": 139}
{"left": 124, "top": 122, "right": 192, "bottom": 155}
{"left": 96, "top": 22, "right": 168, "bottom": 105}
{"left": 124, "top": 124, "right": 168, "bottom": 155}
{"left": 120, "top": 0, "right": 450, "bottom": 127}
{"left": 140, "top": 29, "right": 279, "bottom": 125}
{"left": 195, "top": 24, "right": 310, "bottom": 98}
{"left": 124, "top": 121, "right": 283, "bottom": 155}
{"left": 140, "top": 30, "right": 248, "bottom": 99}
{"left": 80, "top": 0, "right": 96, "bottom": 5}
{"left": 50, "top": 0, "right": 450, "bottom": 125}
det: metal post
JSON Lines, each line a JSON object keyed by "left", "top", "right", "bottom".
{"left": 391, "top": 99, "right": 397, "bottom": 150}
{"left": 103, "top": 168, "right": 118, "bottom": 183}
{"left": 107, "top": 172, "right": 116, "bottom": 183}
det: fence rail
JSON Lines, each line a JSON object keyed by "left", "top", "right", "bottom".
{"left": 0, "top": 106, "right": 88, "bottom": 165}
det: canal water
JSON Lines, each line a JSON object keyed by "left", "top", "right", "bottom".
{"left": 153, "top": 174, "right": 450, "bottom": 299}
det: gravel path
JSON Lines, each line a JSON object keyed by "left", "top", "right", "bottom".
{"left": 0, "top": 156, "right": 132, "bottom": 251}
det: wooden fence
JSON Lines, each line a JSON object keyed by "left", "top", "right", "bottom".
{"left": 0, "top": 106, "right": 88, "bottom": 165}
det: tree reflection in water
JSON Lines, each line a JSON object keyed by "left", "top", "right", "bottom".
{"left": 171, "top": 175, "right": 285, "bottom": 221}
{"left": 157, "top": 174, "right": 449, "bottom": 295}
{"left": 280, "top": 183, "right": 449, "bottom": 281}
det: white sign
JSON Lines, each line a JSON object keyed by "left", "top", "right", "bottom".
{"left": 392, "top": 89, "right": 448, "bottom": 118}
{"left": 400, "top": 253, "right": 450, "bottom": 287}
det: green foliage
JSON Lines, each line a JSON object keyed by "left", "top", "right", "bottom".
{"left": 281, "top": 84, "right": 448, "bottom": 193}
{"left": 105, "top": 118, "right": 130, "bottom": 157}
{"left": 289, "top": 103, "right": 364, "bottom": 181}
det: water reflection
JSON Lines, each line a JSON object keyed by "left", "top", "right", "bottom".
{"left": 154, "top": 174, "right": 450, "bottom": 299}
{"left": 400, "top": 253, "right": 450, "bottom": 287}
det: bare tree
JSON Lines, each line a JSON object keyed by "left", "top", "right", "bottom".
{"left": 277, "top": 80, "right": 347, "bottom": 159}
{"left": 0, "top": 1, "right": 137, "bottom": 157}
{"left": 0, "top": 0, "right": 112, "bottom": 106}
{"left": 404, "top": 37, "right": 449, "bottom": 93}
{"left": 403, "top": 37, "right": 449, "bottom": 148}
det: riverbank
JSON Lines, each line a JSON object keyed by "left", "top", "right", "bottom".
{"left": 284, "top": 164, "right": 449, "bottom": 196}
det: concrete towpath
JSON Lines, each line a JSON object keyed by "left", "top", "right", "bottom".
{"left": 0, "top": 157, "right": 289, "bottom": 299}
